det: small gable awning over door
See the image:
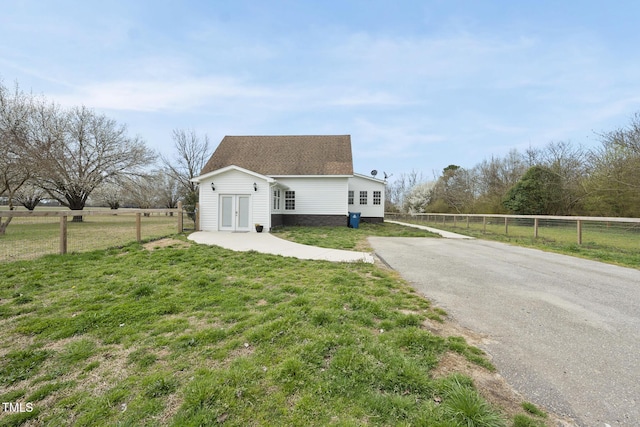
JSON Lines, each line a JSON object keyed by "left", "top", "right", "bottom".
{"left": 191, "top": 165, "right": 276, "bottom": 185}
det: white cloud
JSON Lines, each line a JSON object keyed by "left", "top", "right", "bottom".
{"left": 52, "top": 76, "right": 279, "bottom": 112}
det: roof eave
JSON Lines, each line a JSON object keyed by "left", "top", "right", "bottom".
{"left": 191, "top": 165, "right": 276, "bottom": 183}
{"left": 268, "top": 174, "right": 353, "bottom": 179}
{"left": 352, "top": 173, "right": 387, "bottom": 183}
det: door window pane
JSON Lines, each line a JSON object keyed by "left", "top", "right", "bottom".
{"left": 221, "top": 196, "right": 233, "bottom": 227}
{"left": 238, "top": 196, "right": 249, "bottom": 228}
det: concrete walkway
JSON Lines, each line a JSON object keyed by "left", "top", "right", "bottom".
{"left": 188, "top": 231, "right": 375, "bottom": 263}
{"left": 385, "top": 220, "right": 474, "bottom": 239}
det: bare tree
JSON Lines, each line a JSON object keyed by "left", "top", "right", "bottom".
{"left": 91, "top": 181, "right": 125, "bottom": 209}
{"left": 427, "top": 165, "right": 478, "bottom": 213}
{"left": 14, "top": 182, "right": 45, "bottom": 210}
{"left": 601, "top": 112, "right": 640, "bottom": 156}
{"left": 385, "top": 169, "right": 425, "bottom": 211}
{"left": 0, "top": 81, "right": 33, "bottom": 233}
{"left": 2, "top": 80, "right": 158, "bottom": 230}
{"left": 535, "top": 141, "right": 588, "bottom": 214}
{"left": 474, "top": 150, "right": 526, "bottom": 213}
{"left": 32, "top": 105, "right": 157, "bottom": 221}
{"left": 122, "top": 174, "right": 158, "bottom": 210}
{"left": 584, "top": 113, "right": 640, "bottom": 216}
{"left": 161, "top": 129, "right": 210, "bottom": 194}
{"left": 156, "top": 169, "right": 181, "bottom": 211}
{"left": 593, "top": 112, "right": 640, "bottom": 190}
{"left": 161, "top": 129, "right": 211, "bottom": 217}
{"left": 443, "top": 167, "right": 477, "bottom": 213}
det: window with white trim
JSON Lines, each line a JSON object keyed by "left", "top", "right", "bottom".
{"left": 285, "top": 190, "right": 295, "bottom": 210}
{"left": 359, "top": 191, "right": 367, "bottom": 205}
{"left": 373, "top": 191, "right": 381, "bottom": 205}
{"left": 273, "top": 189, "right": 281, "bottom": 210}
{"left": 348, "top": 190, "right": 354, "bottom": 205}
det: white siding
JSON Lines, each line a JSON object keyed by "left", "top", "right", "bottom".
{"left": 197, "top": 171, "right": 383, "bottom": 229}
{"left": 276, "top": 177, "right": 349, "bottom": 216}
{"left": 348, "top": 175, "right": 386, "bottom": 218}
{"left": 198, "top": 169, "right": 270, "bottom": 231}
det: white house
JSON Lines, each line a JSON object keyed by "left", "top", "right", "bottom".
{"left": 192, "top": 135, "right": 386, "bottom": 232}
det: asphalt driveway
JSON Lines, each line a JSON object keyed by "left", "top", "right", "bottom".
{"left": 369, "top": 236, "right": 640, "bottom": 427}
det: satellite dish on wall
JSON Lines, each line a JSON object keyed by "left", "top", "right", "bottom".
{"left": 371, "top": 169, "right": 378, "bottom": 177}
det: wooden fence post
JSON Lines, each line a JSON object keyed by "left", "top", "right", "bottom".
{"left": 195, "top": 203, "right": 200, "bottom": 231}
{"left": 504, "top": 217, "right": 509, "bottom": 235}
{"left": 577, "top": 220, "right": 582, "bottom": 245}
{"left": 136, "top": 213, "right": 142, "bottom": 242}
{"left": 177, "top": 201, "right": 183, "bottom": 232}
{"left": 483, "top": 216, "right": 486, "bottom": 233}
{"left": 534, "top": 218, "right": 539, "bottom": 238}
{"left": 59, "top": 216, "right": 67, "bottom": 255}
{"left": 466, "top": 216, "right": 470, "bottom": 228}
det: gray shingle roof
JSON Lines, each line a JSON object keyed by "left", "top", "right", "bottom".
{"left": 200, "top": 135, "right": 353, "bottom": 176}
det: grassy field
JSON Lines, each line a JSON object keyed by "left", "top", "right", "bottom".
{"left": 0, "top": 207, "right": 180, "bottom": 263}
{"left": 391, "top": 216, "right": 640, "bottom": 269}
{"left": 0, "top": 226, "right": 551, "bottom": 426}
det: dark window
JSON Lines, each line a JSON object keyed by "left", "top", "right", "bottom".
{"left": 285, "top": 191, "right": 295, "bottom": 210}
{"left": 373, "top": 191, "right": 381, "bottom": 205}
{"left": 359, "top": 191, "right": 367, "bottom": 205}
{"left": 348, "top": 190, "right": 354, "bottom": 205}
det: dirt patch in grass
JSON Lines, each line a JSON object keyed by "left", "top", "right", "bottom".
{"left": 426, "top": 316, "right": 576, "bottom": 426}
{"left": 433, "top": 351, "right": 520, "bottom": 414}
{"left": 85, "top": 346, "right": 134, "bottom": 396}
{"left": 157, "top": 392, "right": 183, "bottom": 425}
{"left": 0, "top": 333, "right": 35, "bottom": 359}
{"left": 41, "top": 335, "right": 93, "bottom": 353}
{"left": 354, "top": 239, "right": 373, "bottom": 252}
{"left": 422, "top": 317, "right": 492, "bottom": 348}
{"left": 143, "top": 238, "right": 191, "bottom": 251}
{"left": 225, "top": 342, "right": 255, "bottom": 362}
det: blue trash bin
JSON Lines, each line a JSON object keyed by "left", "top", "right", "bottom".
{"left": 348, "top": 212, "right": 361, "bottom": 229}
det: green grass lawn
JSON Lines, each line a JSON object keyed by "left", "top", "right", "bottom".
{"left": 0, "top": 228, "right": 549, "bottom": 426}
{"left": 272, "top": 222, "right": 440, "bottom": 251}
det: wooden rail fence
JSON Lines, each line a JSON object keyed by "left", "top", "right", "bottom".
{"left": 1, "top": 202, "right": 183, "bottom": 255}
{"left": 385, "top": 212, "right": 640, "bottom": 245}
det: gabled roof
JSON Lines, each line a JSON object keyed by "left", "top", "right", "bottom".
{"left": 192, "top": 165, "right": 275, "bottom": 183}
{"left": 199, "top": 135, "right": 353, "bottom": 176}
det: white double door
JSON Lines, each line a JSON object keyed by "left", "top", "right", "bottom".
{"left": 219, "top": 195, "right": 251, "bottom": 232}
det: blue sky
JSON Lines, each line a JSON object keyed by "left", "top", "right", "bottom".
{"left": 2, "top": 1, "right": 640, "bottom": 180}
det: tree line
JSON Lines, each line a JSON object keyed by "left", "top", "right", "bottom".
{"left": 0, "top": 80, "right": 210, "bottom": 234}
{"left": 387, "top": 113, "right": 640, "bottom": 218}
